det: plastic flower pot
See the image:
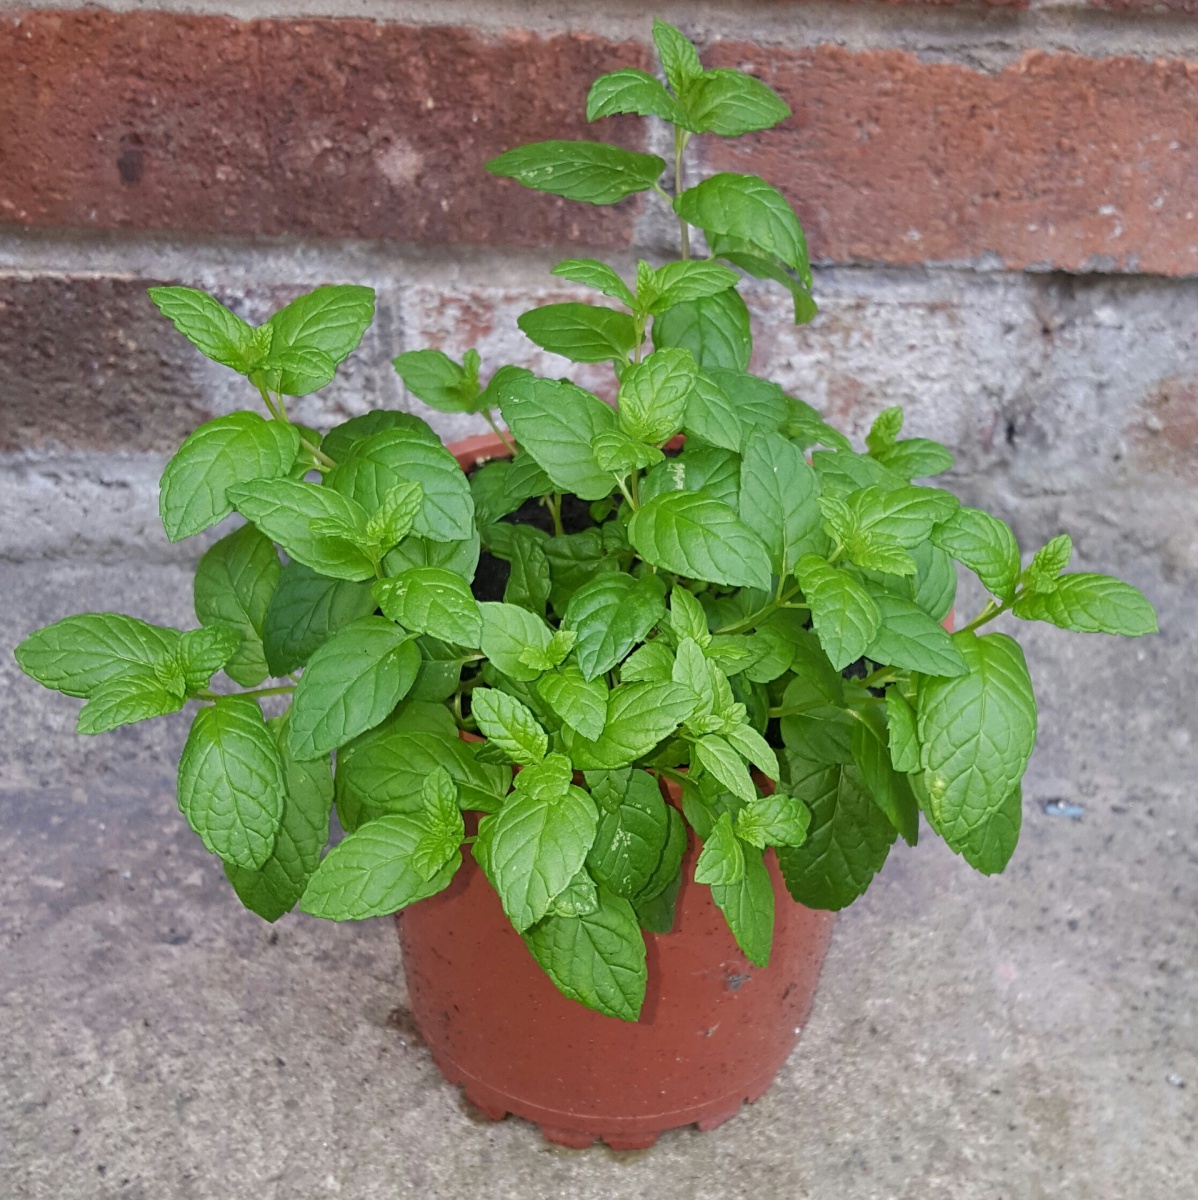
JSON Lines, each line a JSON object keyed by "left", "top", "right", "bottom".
{"left": 394, "top": 432, "right": 836, "bottom": 1150}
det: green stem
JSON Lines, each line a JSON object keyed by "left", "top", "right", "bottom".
{"left": 674, "top": 127, "right": 691, "bottom": 259}
{"left": 255, "top": 381, "right": 337, "bottom": 469}
{"left": 482, "top": 408, "right": 517, "bottom": 455}
{"left": 198, "top": 684, "right": 296, "bottom": 702}
{"left": 547, "top": 492, "right": 565, "bottom": 537}
{"left": 715, "top": 583, "right": 803, "bottom": 636}
{"left": 615, "top": 475, "right": 638, "bottom": 511}
{"left": 958, "top": 597, "right": 1012, "bottom": 636}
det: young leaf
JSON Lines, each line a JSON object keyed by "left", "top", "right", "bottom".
{"left": 652, "top": 19, "right": 704, "bottom": 98}
{"left": 739, "top": 429, "right": 821, "bottom": 574}
{"left": 499, "top": 376, "right": 619, "bottom": 501}
{"left": 687, "top": 69, "right": 790, "bottom": 137}
{"left": 177, "top": 696, "right": 286, "bottom": 870}
{"left": 477, "top": 783, "right": 599, "bottom": 932}
{"left": 931, "top": 506, "right": 1020, "bottom": 602}
{"left": 228, "top": 479, "right": 377, "bottom": 581}
{"left": 864, "top": 591, "right": 968, "bottom": 677}
{"left": 849, "top": 705, "right": 919, "bottom": 846}
{"left": 225, "top": 715, "right": 334, "bottom": 921}
{"left": 486, "top": 141, "right": 666, "bottom": 204}
{"left": 194, "top": 525, "right": 281, "bottom": 687}
{"left": 550, "top": 258, "right": 636, "bottom": 309}
{"left": 642, "top": 261, "right": 740, "bottom": 314}
{"left": 652, "top": 288, "right": 752, "bottom": 371}
{"left": 593, "top": 430, "right": 663, "bottom": 474}
{"left": 373, "top": 567, "right": 481, "bottom": 646}
{"left": 478, "top": 602, "right": 554, "bottom": 682}
{"left": 148, "top": 286, "right": 258, "bottom": 372}
{"left": 794, "top": 555, "right": 881, "bottom": 672}
{"left": 586, "top": 769, "right": 670, "bottom": 899}
{"left": 616, "top": 347, "right": 697, "bottom": 443}
{"left": 76, "top": 672, "right": 186, "bottom": 735}
{"left": 365, "top": 481, "right": 424, "bottom": 554}
{"left": 261, "top": 562, "right": 376, "bottom": 677}
{"left": 710, "top": 846, "right": 774, "bottom": 967}
{"left": 160, "top": 414, "right": 300, "bottom": 542}
{"left": 563, "top": 573, "right": 667, "bottom": 682}
{"left": 519, "top": 628, "right": 576, "bottom": 673}
{"left": 410, "top": 767, "right": 467, "bottom": 881}
{"left": 563, "top": 681, "right": 697, "bottom": 769}
{"left": 694, "top": 811, "right": 745, "bottom": 885}
{"left": 588, "top": 68, "right": 687, "bottom": 124}
{"left": 885, "top": 688, "right": 921, "bottom": 774}
{"left": 777, "top": 756, "right": 897, "bottom": 910}
{"left": 518, "top": 303, "right": 640, "bottom": 364}
{"left": 262, "top": 285, "right": 375, "bottom": 395}
{"left": 675, "top": 173, "right": 809, "bottom": 277}
{"left": 522, "top": 889, "right": 647, "bottom": 1021}
{"left": 471, "top": 688, "right": 549, "bottom": 765}
{"left": 392, "top": 349, "right": 479, "bottom": 413}
{"left": 537, "top": 664, "right": 609, "bottom": 741}
{"left": 1022, "top": 534, "right": 1073, "bottom": 593}
{"left": 628, "top": 492, "right": 774, "bottom": 591}
{"left": 916, "top": 631, "right": 1037, "bottom": 874}
{"left": 15, "top": 613, "right": 182, "bottom": 699}
{"left": 693, "top": 734, "right": 757, "bottom": 805}
{"left": 288, "top": 617, "right": 420, "bottom": 759}
{"left": 865, "top": 406, "right": 903, "bottom": 458}
{"left": 178, "top": 625, "right": 241, "bottom": 694}
{"left": 735, "top": 790, "right": 811, "bottom": 849}
{"left": 878, "top": 438, "right": 955, "bottom": 480}
{"left": 1012, "top": 574, "right": 1157, "bottom": 636}
{"left": 299, "top": 811, "right": 460, "bottom": 919}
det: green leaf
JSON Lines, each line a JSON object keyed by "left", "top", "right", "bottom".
{"left": 288, "top": 617, "right": 420, "bottom": 759}
{"left": 321, "top": 410, "right": 441, "bottom": 463}
{"left": 373, "top": 567, "right": 481, "bottom": 646}
{"left": 735, "top": 790, "right": 810, "bottom": 849}
{"left": 477, "top": 782, "right": 599, "bottom": 932}
{"left": 385, "top": 531, "right": 480, "bottom": 584}
{"left": 260, "top": 562, "right": 376, "bottom": 677}
{"left": 193, "top": 525, "right": 281, "bottom": 687}
{"left": 617, "top": 347, "right": 697, "bottom": 443}
{"left": 523, "top": 889, "right": 647, "bottom": 1021}
{"left": 795, "top": 555, "right": 881, "bottom": 671}
{"left": 564, "top": 572, "right": 667, "bottom": 682}
{"left": 850, "top": 485, "right": 960, "bottom": 549}
{"left": 262, "top": 285, "right": 375, "bottom": 396}
{"left": 636, "top": 804, "right": 687, "bottom": 903}
{"left": 885, "top": 688, "right": 920, "bottom": 774}
{"left": 586, "top": 769, "right": 670, "bottom": 898}
{"left": 76, "top": 672, "right": 186, "bottom": 735}
{"left": 694, "top": 811, "right": 745, "bottom": 885}
{"left": 709, "top": 845, "right": 774, "bottom": 967}
{"left": 739, "top": 429, "right": 821, "bottom": 574}
{"left": 228, "top": 479, "right": 377, "bottom": 581}
{"left": 549, "top": 870, "right": 601, "bottom": 919}
{"left": 501, "top": 528, "right": 552, "bottom": 616}
{"left": 676, "top": 173, "right": 808, "bottom": 277}
{"left": 518, "top": 303, "right": 640, "bottom": 364}
{"left": 364, "top": 481, "right": 424, "bottom": 554}
{"left": 693, "top": 734, "right": 757, "bottom": 805}
{"left": 850, "top": 705, "right": 919, "bottom": 846}
{"left": 177, "top": 696, "right": 286, "bottom": 870}
{"left": 587, "top": 68, "right": 686, "bottom": 124}
{"left": 865, "top": 406, "right": 903, "bottom": 457}
{"left": 178, "top": 625, "right": 241, "bottom": 694}
{"left": 688, "top": 69, "right": 790, "bottom": 136}
{"left": 500, "top": 377, "right": 618, "bottom": 501}
{"left": 478, "top": 601, "right": 553, "bottom": 682}
{"left": 629, "top": 492, "right": 773, "bottom": 590}
{"left": 910, "top": 542, "right": 958, "bottom": 623}
{"left": 619, "top": 640, "right": 675, "bottom": 684}
{"left": 392, "top": 349, "right": 479, "bottom": 413}
{"left": 865, "top": 590, "right": 967, "bottom": 677}
{"left": 931, "top": 506, "right": 1020, "bottom": 602}
{"left": 15, "top": 613, "right": 182, "bottom": 699}
{"left": 641, "top": 261, "right": 740, "bottom": 315}
{"left": 675, "top": 370, "right": 740, "bottom": 453}
{"left": 336, "top": 729, "right": 511, "bottom": 825}
{"left": 160, "top": 414, "right": 300, "bottom": 542}
{"left": 471, "top": 688, "right": 548, "bottom": 765}
{"left": 536, "top": 664, "right": 608, "bottom": 741}
{"left": 916, "top": 632, "right": 1037, "bottom": 874}
{"left": 225, "top": 715, "right": 334, "bottom": 921}
{"left": 877, "top": 438, "right": 955, "bottom": 480}
{"left": 1022, "top": 534, "right": 1073, "bottom": 593}
{"left": 326, "top": 429, "right": 474, "bottom": 543}
{"left": 724, "top": 722, "right": 781, "bottom": 781}
{"left": 593, "top": 430, "right": 663, "bottom": 474}
{"left": 410, "top": 767, "right": 466, "bottom": 881}
{"left": 652, "top": 19, "right": 704, "bottom": 98}
{"left": 652, "top": 288, "right": 752, "bottom": 371}
{"left": 777, "top": 757, "right": 897, "bottom": 910}
{"left": 486, "top": 141, "right": 666, "bottom": 204}
{"left": 148, "top": 286, "right": 258, "bottom": 372}
{"left": 300, "top": 811, "right": 459, "bottom": 919}
{"left": 563, "top": 681, "right": 697, "bottom": 769}
{"left": 519, "top": 628, "right": 576, "bottom": 673}
{"left": 1013, "top": 574, "right": 1157, "bottom": 636}
{"left": 550, "top": 258, "right": 636, "bottom": 309}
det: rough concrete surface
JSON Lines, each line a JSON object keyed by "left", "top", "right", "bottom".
{"left": 1, "top": 545, "right": 1193, "bottom": 1199}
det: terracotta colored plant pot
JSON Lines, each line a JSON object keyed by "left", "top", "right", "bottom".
{"left": 392, "top": 432, "right": 836, "bottom": 1149}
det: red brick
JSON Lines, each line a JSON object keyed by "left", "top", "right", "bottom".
{"left": 1090, "top": 0, "right": 1198, "bottom": 11}
{"left": 704, "top": 45, "right": 1198, "bottom": 276}
{"left": 0, "top": 11, "right": 647, "bottom": 246}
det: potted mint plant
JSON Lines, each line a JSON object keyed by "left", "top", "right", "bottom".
{"left": 14, "top": 20, "right": 1156, "bottom": 1150}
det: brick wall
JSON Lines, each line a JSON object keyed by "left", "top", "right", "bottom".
{"left": 1, "top": 2, "right": 1196, "bottom": 591}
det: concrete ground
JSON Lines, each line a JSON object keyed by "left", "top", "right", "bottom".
{"left": 1, "top": 558, "right": 1194, "bottom": 1200}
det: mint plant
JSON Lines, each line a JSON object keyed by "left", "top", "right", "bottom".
{"left": 15, "top": 22, "right": 1156, "bottom": 1023}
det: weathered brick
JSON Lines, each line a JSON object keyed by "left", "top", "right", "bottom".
{"left": 0, "top": 276, "right": 212, "bottom": 453}
{"left": 0, "top": 11, "right": 647, "bottom": 247}
{"left": 704, "top": 46, "right": 1198, "bottom": 276}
